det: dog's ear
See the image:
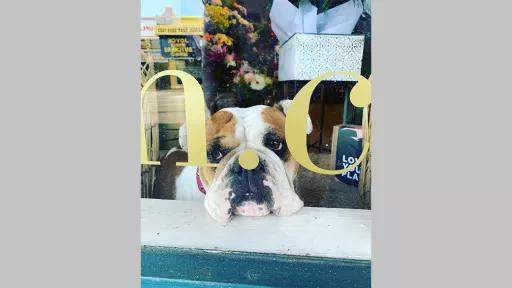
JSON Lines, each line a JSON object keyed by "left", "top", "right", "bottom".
{"left": 274, "top": 99, "right": 313, "bottom": 135}
{"left": 178, "top": 105, "right": 212, "bottom": 151}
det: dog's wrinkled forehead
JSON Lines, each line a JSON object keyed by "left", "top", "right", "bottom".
{"left": 207, "top": 105, "right": 285, "bottom": 145}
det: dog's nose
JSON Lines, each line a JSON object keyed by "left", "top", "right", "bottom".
{"left": 233, "top": 163, "right": 264, "bottom": 186}
{"left": 232, "top": 155, "right": 263, "bottom": 175}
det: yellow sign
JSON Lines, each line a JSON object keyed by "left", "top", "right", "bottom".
{"left": 155, "top": 17, "right": 204, "bottom": 36}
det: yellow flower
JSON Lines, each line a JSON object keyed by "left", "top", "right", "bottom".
{"left": 214, "top": 33, "right": 233, "bottom": 46}
{"left": 231, "top": 10, "right": 253, "bottom": 31}
{"left": 205, "top": 4, "right": 230, "bottom": 30}
{"left": 248, "top": 32, "right": 259, "bottom": 43}
{"left": 226, "top": 60, "right": 236, "bottom": 67}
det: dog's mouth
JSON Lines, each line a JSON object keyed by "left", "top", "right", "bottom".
{"left": 204, "top": 149, "right": 303, "bottom": 223}
{"left": 227, "top": 158, "right": 274, "bottom": 217}
{"left": 233, "top": 201, "right": 271, "bottom": 216}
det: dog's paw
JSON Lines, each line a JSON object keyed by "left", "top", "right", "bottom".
{"left": 204, "top": 189, "right": 233, "bottom": 224}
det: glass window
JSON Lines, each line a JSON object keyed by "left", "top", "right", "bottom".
{"left": 141, "top": 0, "right": 371, "bottom": 211}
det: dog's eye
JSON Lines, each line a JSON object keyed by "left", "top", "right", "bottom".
{"left": 269, "top": 140, "right": 283, "bottom": 151}
{"left": 213, "top": 150, "right": 223, "bottom": 160}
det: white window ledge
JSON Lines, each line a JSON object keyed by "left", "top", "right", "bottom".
{"left": 141, "top": 199, "right": 371, "bottom": 260}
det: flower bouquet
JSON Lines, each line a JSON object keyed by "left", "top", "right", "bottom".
{"left": 203, "top": 0, "right": 279, "bottom": 110}
{"left": 234, "top": 61, "right": 275, "bottom": 106}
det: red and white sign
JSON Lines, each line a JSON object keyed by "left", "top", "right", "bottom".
{"left": 141, "top": 18, "right": 157, "bottom": 37}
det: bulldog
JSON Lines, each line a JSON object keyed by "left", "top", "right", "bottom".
{"left": 174, "top": 100, "right": 313, "bottom": 223}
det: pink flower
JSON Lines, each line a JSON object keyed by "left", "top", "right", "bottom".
{"left": 234, "top": 3, "right": 248, "bottom": 15}
{"left": 244, "top": 72, "right": 255, "bottom": 82}
{"left": 225, "top": 53, "right": 236, "bottom": 67}
{"left": 225, "top": 53, "right": 234, "bottom": 62}
{"left": 211, "top": 0, "right": 222, "bottom": 6}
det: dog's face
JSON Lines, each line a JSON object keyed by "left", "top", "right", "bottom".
{"left": 180, "top": 100, "right": 313, "bottom": 223}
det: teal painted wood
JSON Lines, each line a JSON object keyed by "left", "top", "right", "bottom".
{"left": 142, "top": 246, "right": 371, "bottom": 288}
{"left": 142, "top": 277, "right": 269, "bottom": 288}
